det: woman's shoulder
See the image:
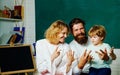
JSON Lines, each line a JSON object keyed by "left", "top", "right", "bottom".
{"left": 36, "top": 39, "right": 46, "bottom": 42}
{"left": 36, "top": 39, "right": 48, "bottom": 45}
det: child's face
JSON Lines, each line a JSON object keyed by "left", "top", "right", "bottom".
{"left": 90, "top": 35, "right": 103, "bottom": 46}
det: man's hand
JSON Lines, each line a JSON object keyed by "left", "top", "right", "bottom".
{"left": 96, "top": 48, "right": 109, "bottom": 61}
{"left": 78, "top": 49, "right": 91, "bottom": 69}
{"left": 87, "top": 54, "right": 93, "bottom": 63}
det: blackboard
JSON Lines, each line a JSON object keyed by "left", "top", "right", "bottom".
{"left": 35, "top": 0, "right": 120, "bottom": 48}
{"left": 0, "top": 45, "right": 36, "bottom": 74}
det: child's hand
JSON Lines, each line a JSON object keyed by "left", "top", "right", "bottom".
{"left": 96, "top": 48, "right": 109, "bottom": 61}
{"left": 110, "top": 47, "right": 116, "bottom": 60}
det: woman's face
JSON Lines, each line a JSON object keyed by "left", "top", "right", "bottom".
{"left": 58, "top": 27, "right": 68, "bottom": 43}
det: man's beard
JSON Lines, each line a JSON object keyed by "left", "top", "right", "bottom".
{"left": 74, "top": 33, "right": 88, "bottom": 44}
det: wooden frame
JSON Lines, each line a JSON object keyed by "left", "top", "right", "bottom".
{"left": 0, "top": 44, "right": 36, "bottom": 75}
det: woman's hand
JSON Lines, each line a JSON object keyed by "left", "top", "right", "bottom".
{"left": 41, "top": 69, "right": 49, "bottom": 75}
{"left": 51, "top": 47, "right": 61, "bottom": 62}
{"left": 55, "top": 72, "right": 64, "bottom": 75}
{"left": 66, "top": 50, "right": 74, "bottom": 73}
{"left": 67, "top": 50, "right": 74, "bottom": 66}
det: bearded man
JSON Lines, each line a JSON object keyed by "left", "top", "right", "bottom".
{"left": 69, "top": 18, "right": 111, "bottom": 75}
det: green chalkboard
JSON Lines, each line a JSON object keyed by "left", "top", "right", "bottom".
{"left": 35, "top": 0, "right": 120, "bottom": 48}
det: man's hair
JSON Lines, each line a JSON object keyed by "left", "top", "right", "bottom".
{"left": 45, "top": 20, "right": 69, "bottom": 44}
{"left": 69, "top": 18, "right": 85, "bottom": 32}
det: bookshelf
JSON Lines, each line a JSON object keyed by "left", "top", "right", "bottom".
{"left": 0, "top": 17, "right": 22, "bottom": 22}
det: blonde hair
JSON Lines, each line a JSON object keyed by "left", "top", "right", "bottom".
{"left": 45, "top": 20, "right": 69, "bottom": 44}
{"left": 88, "top": 25, "right": 106, "bottom": 40}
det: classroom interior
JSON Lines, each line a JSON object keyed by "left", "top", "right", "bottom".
{"left": 0, "top": 0, "right": 120, "bottom": 75}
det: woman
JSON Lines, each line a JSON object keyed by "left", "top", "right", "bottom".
{"left": 34, "top": 20, "right": 74, "bottom": 75}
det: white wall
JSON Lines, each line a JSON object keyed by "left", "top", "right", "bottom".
{"left": 0, "top": 0, "right": 36, "bottom": 44}
{"left": 110, "top": 49, "right": 120, "bottom": 75}
{"left": 23, "top": 0, "right": 36, "bottom": 44}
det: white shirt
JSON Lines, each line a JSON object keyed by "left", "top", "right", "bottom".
{"left": 87, "top": 43, "right": 112, "bottom": 69}
{"left": 34, "top": 39, "right": 72, "bottom": 75}
{"left": 69, "top": 38, "right": 91, "bottom": 74}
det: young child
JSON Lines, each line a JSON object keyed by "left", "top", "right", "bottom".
{"left": 87, "top": 25, "right": 116, "bottom": 75}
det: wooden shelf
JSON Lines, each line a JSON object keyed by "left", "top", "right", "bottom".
{"left": 0, "top": 17, "right": 22, "bottom": 22}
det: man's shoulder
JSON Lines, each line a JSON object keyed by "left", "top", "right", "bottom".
{"left": 69, "top": 39, "right": 90, "bottom": 46}
{"left": 62, "top": 42, "right": 69, "bottom": 47}
{"left": 69, "top": 40, "right": 75, "bottom": 44}
{"left": 69, "top": 40, "right": 77, "bottom": 46}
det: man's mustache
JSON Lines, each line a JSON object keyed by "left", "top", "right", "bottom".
{"left": 76, "top": 33, "right": 85, "bottom": 37}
